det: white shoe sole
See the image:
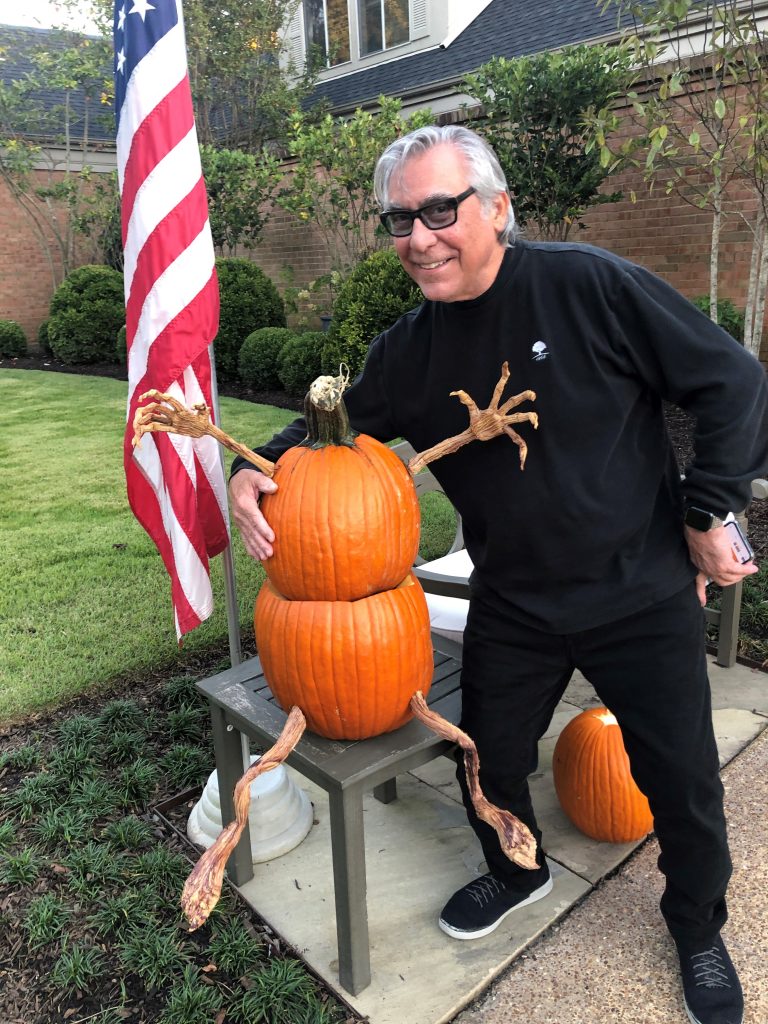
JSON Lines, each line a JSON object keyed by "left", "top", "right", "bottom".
{"left": 683, "top": 997, "right": 743, "bottom": 1024}
{"left": 438, "top": 875, "right": 554, "bottom": 940}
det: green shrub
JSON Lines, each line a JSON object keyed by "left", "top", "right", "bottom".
{"left": 47, "top": 265, "right": 125, "bottom": 364}
{"left": 0, "top": 319, "right": 28, "bottom": 357}
{"left": 692, "top": 295, "right": 745, "bottom": 343}
{"left": 215, "top": 258, "right": 285, "bottom": 382}
{"left": 38, "top": 319, "right": 53, "bottom": 357}
{"left": 238, "top": 326, "right": 295, "bottom": 389}
{"left": 277, "top": 330, "right": 325, "bottom": 399}
{"left": 116, "top": 324, "right": 127, "bottom": 364}
{"left": 326, "top": 249, "right": 422, "bottom": 376}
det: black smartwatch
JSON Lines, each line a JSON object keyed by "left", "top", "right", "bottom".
{"left": 683, "top": 506, "right": 726, "bottom": 532}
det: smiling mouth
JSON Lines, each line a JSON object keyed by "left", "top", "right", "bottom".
{"left": 416, "top": 259, "right": 450, "bottom": 270}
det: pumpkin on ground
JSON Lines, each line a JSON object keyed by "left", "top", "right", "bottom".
{"left": 552, "top": 707, "right": 653, "bottom": 843}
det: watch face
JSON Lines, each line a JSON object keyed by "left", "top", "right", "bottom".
{"left": 685, "top": 507, "right": 714, "bottom": 531}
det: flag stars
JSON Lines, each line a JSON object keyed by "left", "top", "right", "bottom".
{"left": 116, "top": 48, "right": 126, "bottom": 73}
{"left": 117, "top": 4, "right": 127, "bottom": 30}
{"left": 128, "top": 0, "right": 156, "bottom": 21}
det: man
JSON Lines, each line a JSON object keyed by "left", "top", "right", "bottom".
{"left": 230, "top": 125, "right": 767, "bottom": 1024}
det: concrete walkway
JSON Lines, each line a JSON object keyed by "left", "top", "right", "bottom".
{"left": 232, "top": 656, "right": 768, "bottom": 1024}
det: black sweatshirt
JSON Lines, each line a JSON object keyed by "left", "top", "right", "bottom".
{"left": 233, "top": 241, "right": 768, "bottom": 633}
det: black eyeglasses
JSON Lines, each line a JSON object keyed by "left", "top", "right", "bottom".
{"left": 379, "top": 186, "right": 476, "bottom": 237}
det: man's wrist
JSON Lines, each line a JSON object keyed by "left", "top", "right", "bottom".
{"left": 683, "top": 506, "right": 727, "bottom": 532}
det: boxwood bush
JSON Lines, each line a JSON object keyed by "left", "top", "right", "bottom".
{"left": 325, "top": 249, "right": 423, "bottom": 377}
{"left": 37, "top": 319, "right": 52, "bottom": 357}
{"left": 0, "top": 319, "right": 28, "bottom": 357}
{"left": 277, "top": 331, "right": 325, "bottom": 399}
{"left": 215, "top": 258, "right": 285, "bottom": 383}
{"left": 116, "top": 324, "right": 127, "bottom": 364}
{"left": 47, "top": 265, "right": 125, "bottom": 364}
{"left": 238, "top": 327, "right": 295, "bottom": 390}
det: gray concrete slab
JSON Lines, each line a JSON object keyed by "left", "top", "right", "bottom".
{"left": 228, "top": 657, "right": 766, "bottom": 1024}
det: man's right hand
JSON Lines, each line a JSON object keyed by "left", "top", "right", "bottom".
{"left": 229, "top": 469, "right": 278, "bottom": 561}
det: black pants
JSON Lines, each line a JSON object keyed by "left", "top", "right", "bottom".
{"left": 456, "top": 580, "right": 731, "bottom": 945}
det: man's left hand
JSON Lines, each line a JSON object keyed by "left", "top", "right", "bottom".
{"left": 684, "top": 525, "right": 759, "bottom": 605}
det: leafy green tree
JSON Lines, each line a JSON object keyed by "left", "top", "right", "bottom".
{"left": 593, "top": 1, "right": 768, "bottom": 355}
{"left": 200, "top": 145, "right": 280, "bottom": 255}
{"left": 463, "top": 45, "right": 633, "bottom": 240}
{"left": 0, "top": 27, "right": 112, "bottom": 287}
{"left": 276, "top": 95, "right": 433, "bottom": 273}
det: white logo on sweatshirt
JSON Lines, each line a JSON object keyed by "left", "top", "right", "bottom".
{"left": 531, "top": 340, "right": 550, "bottom": 361}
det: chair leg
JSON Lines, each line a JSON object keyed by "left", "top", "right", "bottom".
{"left": 328, "top": 786, "right": 371, "bottom": 995}
{"left": 373, "top": 778, "right": 397, "bottom": 804}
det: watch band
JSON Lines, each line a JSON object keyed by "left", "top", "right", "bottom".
{"left": 684, "top": 506, "right": 726, "bottom": 531}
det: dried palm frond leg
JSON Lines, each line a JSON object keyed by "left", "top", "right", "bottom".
{"left": 182, "top": 706, "right": 306, "bottom": 929}
{"left": 409, "top": 692, "right": 539, "bottom": 870}
{"left": 408, "top": 361, "right": 538, "bottom": 475}
{"left": 132, "top": 390, "right": 276, "bottom": 477}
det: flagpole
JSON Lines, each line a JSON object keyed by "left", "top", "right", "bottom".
{"left": 207, "top": 344, "right": 243, "bottom": 669}
{"left": 208, "top": 344, "right": 251, "bottom": 772}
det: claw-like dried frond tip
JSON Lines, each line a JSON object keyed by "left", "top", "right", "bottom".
{"left": 408, "top": 362, "right": 538, "bottom": 475}
{"left": 130, "top": 390, "right": 277, "bottom": 476}
{"left": 409, "top": 691, "right": 539, "bottom": 870}
{"left": 181, "top": 706, "right": 307, "bottom": 929}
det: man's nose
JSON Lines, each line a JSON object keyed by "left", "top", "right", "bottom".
{"left": 408, "top": 216, "right": 437, "bottom": 249}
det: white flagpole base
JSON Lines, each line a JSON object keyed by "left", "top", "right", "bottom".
{"left": 187, "top": 756, "right": 314, "bottom": 864}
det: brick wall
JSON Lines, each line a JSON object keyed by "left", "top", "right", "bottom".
{"left": 3, "top": 126, "right": 767, "bottom": 363}
{"left": 0, "top": 173, "right": 69, "bottom": 344}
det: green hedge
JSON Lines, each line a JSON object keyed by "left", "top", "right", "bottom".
{"left": 692, "top": 295, "right": 745, "bottom": 343}
{"left": 326, "top": 249, "right": 423, "bottom": 377}
{"left": 238, "top": 327, "right": 295, "bottom": 390}
{"left": 47, "top": 265, "right": 125, "bottom": 364}
{"left": 0, "top": 319, "right": 28, "bottom": 358}
{"left": 215, "top": 258, "right": 285, "bottom": 382}
{"left": 277, "top": 331, "right": 325, "bottom": 399}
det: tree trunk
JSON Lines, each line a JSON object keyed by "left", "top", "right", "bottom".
{"left": 743, "top": 205, "right": 764, "bottom": 348}
{"left": 709, "top": 183, "right": 722, "bottom": 322}
{"left": 750, "top": 232, "right": 768, "bottom": 357}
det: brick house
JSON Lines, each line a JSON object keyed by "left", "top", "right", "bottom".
{"left": 1, "top": 4, "right": 766, "bottom": 360}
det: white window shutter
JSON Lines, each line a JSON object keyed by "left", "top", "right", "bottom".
{"left": 287, "top": 5, "right": 305, "bottom": 69}
{"left": 411, "top": 0, "right": 428, "bottom": 35}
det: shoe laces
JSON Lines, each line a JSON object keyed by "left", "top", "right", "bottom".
{"left": 465, "top": 874, "right": 506, "bottom": 907}
{"left": 689, "top": 947, "right": 732, "bottom": 989}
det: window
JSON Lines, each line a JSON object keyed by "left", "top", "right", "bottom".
{"left": 305, "top": 0, "right": 350, "bottom": 66}
{"left": 359, "top": 0, "right": 409, "bottom": 56}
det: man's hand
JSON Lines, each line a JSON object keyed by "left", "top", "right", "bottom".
{"left": 229, "top": 469, "right": 278, "bottom": 561}
{"left": 684, "top": 525, "right": 759, "bottom": 605}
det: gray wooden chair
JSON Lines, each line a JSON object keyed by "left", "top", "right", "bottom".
{"left": 395, "top": 440, "right": 767, "bottom": 667}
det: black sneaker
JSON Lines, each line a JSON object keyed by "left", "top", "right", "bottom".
{"left": 438, "top": 870, "right": 553, "bottom": 940}
{"left": 676, "top": 934, "right": 744, "bottom": 1024}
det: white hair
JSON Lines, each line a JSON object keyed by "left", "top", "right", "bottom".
{"left": 374, "top": 124, "right": 517, "bottom": 246}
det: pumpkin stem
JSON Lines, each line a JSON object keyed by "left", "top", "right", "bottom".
{"left": 132, "top": 390, "right": 276, "bottom": 477}
{"left": 302, "top": 369, "right": 358, "bottom": 449}
{"left": 407, "top": 362, "right": 538, "bottom": 475}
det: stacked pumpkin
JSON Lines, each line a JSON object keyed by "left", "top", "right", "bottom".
{"left": 254, "top": 376, "right": 434, "bottom": 740}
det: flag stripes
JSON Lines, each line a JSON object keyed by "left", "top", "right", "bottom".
{"left": 115, "top": 0, "right": 229, "bottom": 640}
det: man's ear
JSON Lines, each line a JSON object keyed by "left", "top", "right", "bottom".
{"left": 490, "top": 191, "right": 511, "bottom": 234}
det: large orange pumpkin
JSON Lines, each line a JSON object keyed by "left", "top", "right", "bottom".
{"left": 552, "top": 707, "right": 653, "bottom": 843}
{"left": 260, "top": 395, "right": 419, "bottom": 602}
{"left": 255, "top": 573, "right": 433, "bottom": 740}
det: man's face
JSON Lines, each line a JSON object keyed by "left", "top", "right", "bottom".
{"left": 387, "top": 144, "right": 509, "bottom": 303}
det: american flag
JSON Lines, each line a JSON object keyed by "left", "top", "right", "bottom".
{"left": 114, "top": 0, "right": 230, "bottom": 641}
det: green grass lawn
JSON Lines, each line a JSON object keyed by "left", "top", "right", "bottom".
{"left": 0, "top": 370, "right": 296, "bottom": 723}
{"left": 0, "top": 369, "right": 457, "bottom": 724}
